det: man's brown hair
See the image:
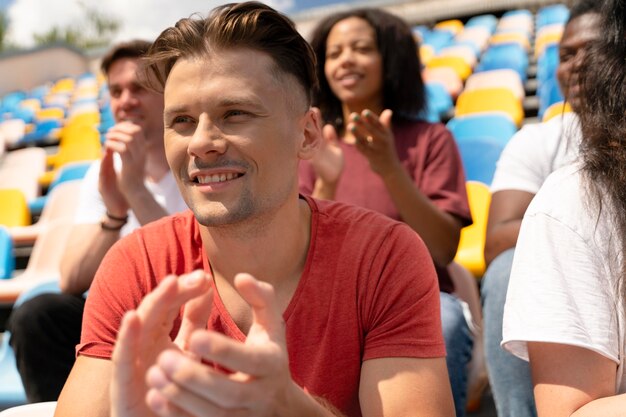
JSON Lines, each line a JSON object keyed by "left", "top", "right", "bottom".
{"left": 143, "top": 1, "right": 318, "bottom": 105}
{"left": 100, "top": 39, "right": 152, "bottom": 76}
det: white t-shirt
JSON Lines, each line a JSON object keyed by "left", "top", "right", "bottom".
{"left": 74, "top": 158, "right": 188, "bottom": 236}
{"left": 502, "top": 163, "right": 626, "bottom": 393}
{"left": 491, "top": 112, "right": 581, "bottom": 194}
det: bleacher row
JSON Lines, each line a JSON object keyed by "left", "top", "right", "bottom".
{"left": 416, "top": 4, "right": 573, "bottom": 280}
{"left": 0, "top": 3, "right": 573, "bottom": 412}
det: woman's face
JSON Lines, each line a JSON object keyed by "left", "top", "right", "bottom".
{"left": 324, "top": 17, "right": 384, "bottom": 112}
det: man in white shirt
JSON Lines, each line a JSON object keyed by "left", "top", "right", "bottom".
{"left": 7, "top": 40, "right": 187, "bottom": 402}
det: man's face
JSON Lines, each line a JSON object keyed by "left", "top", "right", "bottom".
{"left": 107, "top": 57, "right": 165, "bottom": 144}
{"left": 557, "top": 13, "right": 601, "bottom": 112}
{"left": 163, "top": 48, "right": 316, "bottom": 227}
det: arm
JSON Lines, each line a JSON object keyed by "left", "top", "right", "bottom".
{"left": 54, "top": 356, "right": 112, "bottom": 417}
{"left": 59, "top": 223, "right": 120, "bottom": 294}
{"left": 350, "top": 109, "right": 462, "bottom": 265}
{"left": 484, "top": 190, "right": 535, "bottom": 265}
{"left": 56, "top": 271, "right": 214, "bottom": 417}
{"left": 360, "top": 357, "right": 455, "bottom": 417}
{"left": 528, "top": 342, "right": 624, "bottom": 417}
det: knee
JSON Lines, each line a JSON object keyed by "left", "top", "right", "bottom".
{"left": 7, "top": 293, "right": 68, "bottom": 334}
{"left": 440, "top": 292, "right": 470, "bottom": 340}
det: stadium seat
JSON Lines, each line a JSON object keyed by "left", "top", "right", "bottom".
{"left": 424, "top": 82, "right": 453, "bottom": 122}
{"left": 28, "top": 162, "right": 89, "bottom": 216}
{"left": 454, "top": 181, "right": 492, "bottom": 278}
{"left": 438, "top": 45, "right": 478, "bottom": 68}
{"left": 536, "top": 4, "right": 570, "bottom": 28}
{"left": 0, "top": 190, "right": 30, "bottom": 228}
{"left": 0, "top": 401, "right": 57, "bottom": 416}
{"left": 446, "top": 113, "right": 517, "bottom": 146}
{"left": 422, "top": 67, "right": 463, "bottom": 99}
{"left": 464, "top": 69, "right": 525, "bottom": 101}
{"left": 12, "top": 180, "right": 83, "bottom": 247}
{"left": 465, "top": 14, "right": 497, "bottom": 32}
{"left": 39, "top": 136, "right": 101, "bottom": 187}
{"left": 427, "top": 55, "right": 472, "bottom": 81}
{"left": 538, "top": 76, "right": 564, "bottom": 119}
{"left": 542, "top": 101, "right": 573, "bottom": 122}
{"left": 0, "top": 220, "right": 72, "bottom": 304}
{"left": 455, "top": 87, "right": 524, "bottom": 127}
{"left": 0, "top": 227, "right": 14, "bottom": 279}
{"left": 475, "top": 43, "right": 529, "bottom": 82}
{"left": 456, "top": 135, "right": 506, "bottom": 185}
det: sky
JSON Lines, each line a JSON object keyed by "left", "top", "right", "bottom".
{"left": 3, "top": 0, "right": 372, "bottom": 48}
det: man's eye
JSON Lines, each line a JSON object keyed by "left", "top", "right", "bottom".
{"left": 225, "top": 110, "right": 248, "bottom": 118}
{"left": 173, "top": 116, "right": 194, "bottom": 124}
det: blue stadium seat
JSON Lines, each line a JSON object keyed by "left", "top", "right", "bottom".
{"left": 424, "top": 82, "right": 453, "bottom": 122}
{"left": 456, "top": 136, "right": 506, "bottom": 185}
{"left": 446, "top": 113, "right": 517, "bottom": 146}
{"left": 0, "top": 226, "right": 14, "bottom": 280}
{"left": 475, "top": 43, "right": 529, "bottom": 81}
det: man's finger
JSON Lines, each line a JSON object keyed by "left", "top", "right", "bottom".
{"left": 111, "top": 311, "right": 142, "bottom": 408}
{"left": 137, "top": 272, "right": 211, "bottom": 341}
{"left": 189, "top": 330, "right": 280, "bottom": 377}
{"left": 175, "top": 275, "right": 214, "bottom": 351}
{"left": 234, "top": 273, "right": 284, "bottom": 341}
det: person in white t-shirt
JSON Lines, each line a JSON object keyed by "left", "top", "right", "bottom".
{"left": 7, "top": 40, "right": 187, "bottom": 402}
{"left": 480, "top": 2, "right": 601, "bottom": 416}
{"left": 503, "top": 0, "right": 626, "bottom": 414}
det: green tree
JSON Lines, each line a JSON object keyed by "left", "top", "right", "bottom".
{"left": 33, "top": 1, "right": 120, "bottom": 50}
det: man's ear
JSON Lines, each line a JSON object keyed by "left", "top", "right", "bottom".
{"left": 297, "top": 107, "right": 322, "bottom": 160}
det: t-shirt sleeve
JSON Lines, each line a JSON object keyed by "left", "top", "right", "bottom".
{"left": 418, "top": 124, "right": 472, "bottom": 226}
{"left": 491, "top": 124, "right": 550, "bottom": 194}
{"left": 73, "top": 161, "right": 107, "bottom": 224}
{"left": 361, "top": 224, "right": 446, "bottom": 360}
{"left": 77, "top": 232, "right": 151, "bottom": 359}
{"left": 502, "top": 211, "right": 619, "bottom": 364}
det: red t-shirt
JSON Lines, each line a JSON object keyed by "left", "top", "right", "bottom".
{"left": 78, "top": 197, "right": 445, "bottom": 416}
{"left": 299, "top": 120, "right": 471, "bottom": 293}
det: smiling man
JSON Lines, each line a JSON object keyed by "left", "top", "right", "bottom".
{"left": 54, "top": 3, "right": 454, "bottom": 417}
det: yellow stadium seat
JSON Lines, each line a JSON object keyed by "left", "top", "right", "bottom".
{"left": 40, "top": 138, "right": 101, "bottom": 187}
{"left": 35, "top": 107, "right": 65, "bottom": 122}
{"left": 489, "top": 32, "right": 531, "bottom": 52}
{"left": 454, "top": 181, "right": 491, "bottom": 278}
{"left": 542, "top": 101, "right": 573, "bottom": 122}
{"left": 50, "top": 77, "right": 75, "bottom": 94}
{"left": 455, "top": 87, "right": 524, "bottom": 127}
{"left": 464, "top": 69, "right": 525, "bottom": 101}
{"left": 419, "top": 44, "right": 435, "bottom": 66}
{"left": 19, "top": 99, "right": 41, "bottom": 113}
{"left": 434, "top": 19, "right": 464, "bottom": 35}
{"left": 67, "top": 112, "right": 100, "bottom": 128}
{"left": 535, "top": 32, "right": 563, "bottom": 58}
{"left": 427, "top": 56, "right": 472, "bottom": 81}
{"left": 0, "top": 189, "right": 30, "bottom": 227}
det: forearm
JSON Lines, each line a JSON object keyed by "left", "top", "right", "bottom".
{"left": 484, "top": 220, "right": 522, "bottom": 265}
{"left": 60, "top": 225, "right": 119, "bottom": 294}
{"left": 123, "top": 185, "right": 169, "bottom": 226}
{"left": 279, "top": 381, "right": 346, "bottom": 417}
{"left": 569, "top": 394, "right": 626, "bottom": 417}
{"left": 381, "top": 166, "right": 461, "bottom": 265}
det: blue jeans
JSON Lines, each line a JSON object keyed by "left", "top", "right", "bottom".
{"left": 481, "top": 249, "right": 537, "bottom": 417}
{"left": 441, "top": 291, "right": 473, "bottom": 417}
